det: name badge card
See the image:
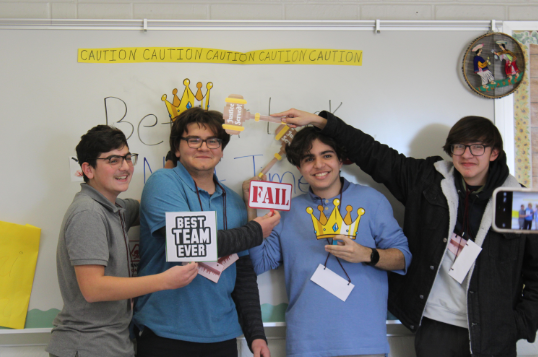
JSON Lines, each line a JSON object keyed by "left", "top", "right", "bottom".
{"left": 165, "top": 211, "right": 218, "bottom": 262}
{"left": 248, "top": 181, "right": 292, "bottom": 211}
{"left": 310, "top": 264, "right": 355, "bottom": 302}
{"left": 448, "top": 239, "right": 482, "bottom": 284}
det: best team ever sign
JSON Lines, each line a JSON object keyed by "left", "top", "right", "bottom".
{"left": 165, "top": 212, "right": 218, "bottom": 262}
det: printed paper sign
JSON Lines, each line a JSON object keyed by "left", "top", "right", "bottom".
{"left": 248, "top": 181, "right": 292, "bottom": 211}
{"left": 165, "top": 211, "right": 218, "bottom": 262}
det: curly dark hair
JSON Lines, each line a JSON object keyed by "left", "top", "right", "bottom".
{"left": 285, "top": 126, "right": 346, "bottom": 167}
{"left": 169, "top": 107, "right": 230, "bottom": 162}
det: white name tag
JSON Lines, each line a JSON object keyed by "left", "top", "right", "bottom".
{"left": 448, "top": 239, "right": 482, "bottom": 284}
{"left": 310, "top": 264, "right": 354, "bottom": 302}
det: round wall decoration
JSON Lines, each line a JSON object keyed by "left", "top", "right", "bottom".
{"left": 462, "top": 32, "right": 525, "bottom": 99}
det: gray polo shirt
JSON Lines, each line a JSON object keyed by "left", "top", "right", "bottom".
{"left": 46, "top": 184, "right": 139, "bottom": 357}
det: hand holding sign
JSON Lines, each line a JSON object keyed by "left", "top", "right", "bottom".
{"left": 253, "top": 210, "right": 281, "bottom": 238}
{"left": 244, "top": 177, "right": 283, "bottom": 237}
{"left": 160, "top": 262, "right": 199, "bottom": 289}
{"left": 248, "top": 180, "right": 292, "bottom": 237}
{"left": 324, "top": 235, "right": 371, "bottom": 264}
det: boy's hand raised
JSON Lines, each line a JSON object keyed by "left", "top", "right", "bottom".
{"left": 271, "top": 108, "right": 327, "bottom": 129}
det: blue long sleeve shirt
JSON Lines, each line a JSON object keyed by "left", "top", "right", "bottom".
{"left": 250, "top": 178, "right": 411, "bottom": 357}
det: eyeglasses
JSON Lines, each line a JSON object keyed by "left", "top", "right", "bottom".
{"left": 95, "top": 153, "right": 138, "bottom": 166}
{"left": 180, "top": 136, "right": 222, "bottom": 149}
{"left": 451, "top": 144, "right": 488, "bottom": 156}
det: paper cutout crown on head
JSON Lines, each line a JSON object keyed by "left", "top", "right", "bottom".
{"left": 161, "top": 78, "right": 213, "bottom": 120}
{"left": 306, "top": 199, "right": 365, "bottom": 239}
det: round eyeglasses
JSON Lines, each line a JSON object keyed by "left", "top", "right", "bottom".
{"left": 181, "top": 136, "right": 222, "bottom": 149}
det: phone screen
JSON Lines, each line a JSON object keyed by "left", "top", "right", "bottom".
{"left": 495, "top": 190, "right": 538, "bottom": 230}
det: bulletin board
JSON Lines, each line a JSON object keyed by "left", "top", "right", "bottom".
{"left": 0, "top": 20, "right": 495, "bottom": 330}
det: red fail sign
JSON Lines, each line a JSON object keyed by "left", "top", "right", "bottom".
{"left": 248, "top": 181, "right": 292, "bottom": 211}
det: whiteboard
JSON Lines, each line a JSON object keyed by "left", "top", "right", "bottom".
{"left": 0, "top": 25, "right": 494, "bottom": 328}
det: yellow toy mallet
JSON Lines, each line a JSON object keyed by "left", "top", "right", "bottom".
{"left": 222, "top": 94, "right": 286, "bottom": 135}
{"left": 257, "top": 124, "right": 298, "bottom": 178}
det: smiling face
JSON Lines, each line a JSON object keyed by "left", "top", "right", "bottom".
{"left": 82, "top": 145, "right": 134, "bottom": 203}
{"left": 296, "top": 139, "right": 343, "bottom": 198}
{"left": 176, "top": 123, "right": 223, "bottom": 178}
{"left": 451, "top": 143, "right": 499, "bottom": 186}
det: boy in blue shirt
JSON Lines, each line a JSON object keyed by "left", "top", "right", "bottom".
{"left": 249, "top": 127, "right": 411, "bottom": 357}
{"left": 133, "top": 108, "right": 279, "bottom": 357}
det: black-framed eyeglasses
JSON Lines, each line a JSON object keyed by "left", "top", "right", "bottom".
{"left": 451, "top": 144, "right": 488, "bottom": 156}
{"left": 95, "top": 153, "right": 138, "bottom": 166}
{"left": 180, "top": 136, "right": 222, "bottom": 149}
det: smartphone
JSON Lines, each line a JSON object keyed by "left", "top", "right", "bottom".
{"left": 492, "top": 187, "right": 538, "bottom": 234}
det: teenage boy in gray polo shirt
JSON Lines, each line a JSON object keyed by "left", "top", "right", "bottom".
{"left": 47, "top": 125, "right": 199, "bottom": 357}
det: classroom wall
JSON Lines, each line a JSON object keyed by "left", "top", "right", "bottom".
{"left": 0, "top": 0, "right": 537, "bottom": 22}
{"left": 1, "top": 2, "right": 537, "bottom": 357}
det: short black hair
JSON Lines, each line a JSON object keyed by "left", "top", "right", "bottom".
{"left": 285, "top": 126, "right": 346, "bottom": 167}
{"left": 76, "top": 125, "right": 129, "bottom": 183}
{"left": 170, "top": 107, "right": 230, "bottom": 160}
{"left": 442, "top": 116, "right": 503, "bottom": 157}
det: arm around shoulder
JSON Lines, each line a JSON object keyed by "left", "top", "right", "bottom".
{"left": 319, "top": 111, "right": 438, "bottom": 204}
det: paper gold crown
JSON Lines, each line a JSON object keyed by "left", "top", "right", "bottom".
{"left": 162, "top": 78, "right": 213, "bottom": 120}
{"left": 306, "top": 199, "right": 365, "bottom": 239}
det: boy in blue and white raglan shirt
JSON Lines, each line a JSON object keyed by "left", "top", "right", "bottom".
{"left": 249, "top": 127, "right": 411, "bottom": 357}
{"left": 132, "top": 108, "right": 280, "bottom": 357}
